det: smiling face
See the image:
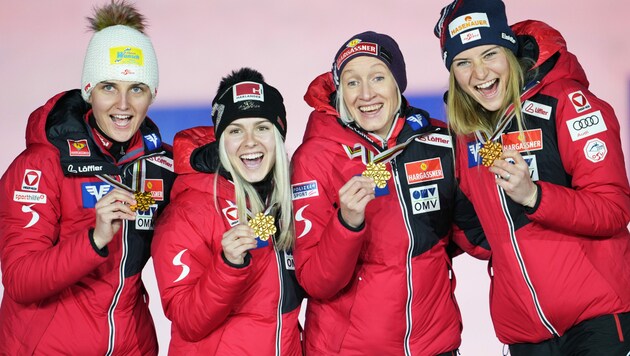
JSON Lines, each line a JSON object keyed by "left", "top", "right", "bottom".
{"left": 451, "top": 45, "right": 511, "bottom": 112}
{"left": 88, "top": 80, "right": 152, "bottom": 142}
{"left": 340, "top": 56, "right": 400, "bottom": 137}
{"left": 223, "top": 117, "right": 276, "bottom": 183}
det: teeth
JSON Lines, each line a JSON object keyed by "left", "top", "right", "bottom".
{"left": 476, "top": 79, "right": 496, "bottom": 90}
{"left": 241, "top": 153, "right": 263, "bottom": 160}
{"left": 359, "top": 104, "right": 383, "bottom": 112}
{"left": 112, "top": 115, "right": 131, "bottom": 120}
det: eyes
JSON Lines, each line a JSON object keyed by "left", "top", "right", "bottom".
{"left": 453, "top": 50, "right": 499, "bottom": 69}
{"left": 99, "top": 83, "right": 147, "bottom": 94}
{"left": 344, "top": 75, "right": 386, "bottom": 88}
{"left": 227, "top": 122, "right": 272, "bottom": 135}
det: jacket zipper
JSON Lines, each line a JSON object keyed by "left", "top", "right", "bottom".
{"left": 391, "top": 160, "right": 414, "bottom": 356}
{"left": 273, "top": 245, "right": 284, "bottom": 356}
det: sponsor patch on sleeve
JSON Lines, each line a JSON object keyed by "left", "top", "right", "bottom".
{"left": 568, "top": 91, "right": 591, "bottom": 113}
{"left": 22, "top": 169, "right": 42, "bottom": 192}
{"left": 13, "top": 191, "right": 47, "bottom": 204}
{"left": 583, "top": 138, "right": 607, "bottom": 163}
{"left": 566, "top": 110, "right": 607, "bottom": 141}
{"left": 292, "top": 180, "right": 319, "bottom": 201}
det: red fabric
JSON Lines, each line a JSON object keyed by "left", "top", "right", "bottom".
{"left": 0, "top": 92, "right": 161, "bottom": 355}
{"left": 292, "top": 73, "right": 465, "bottom": 355}
{"left": 151, "top": 129, "right": 302, "bottom": 355}
{"left": 456, "top": 20, "right": 630, "bottom": 344}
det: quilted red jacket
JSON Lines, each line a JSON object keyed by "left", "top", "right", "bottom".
{"left": 0, "top": 90, "right": 175, "bottom": 355}
{"left": 457, "top": 20, "right": 630, "bottom": 344}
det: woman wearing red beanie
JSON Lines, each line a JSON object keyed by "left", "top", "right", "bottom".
{"left": 435, "top": 0, "right": 630, "bottom": 354}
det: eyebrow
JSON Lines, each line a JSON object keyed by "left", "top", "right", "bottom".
{"left": 453, "top": 46, "right": 501, "bottom": 62}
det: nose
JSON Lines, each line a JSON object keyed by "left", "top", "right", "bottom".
{"left": 243, "top": 129, "right": 258, "bottom": 147}
{"left": 359, "top": 82, "right": 375, "bottom": 100}
{"left": 117, "top": 92, "right": 130, "bottom": 110}
{"left": 472, "top": 61, "right": 488, "bottom": 79}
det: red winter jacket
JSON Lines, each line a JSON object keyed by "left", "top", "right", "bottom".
{"left": 151, "top": 127, "right": 304, "bottom": 355}
{"left": 291, "top": 73, "right": 489, "bottom": 355}
{"left": 0, "top": 90, "right": 175, "bottom": 355}
{"left": 456, "top": 20, "right": 630, "bottom": 344}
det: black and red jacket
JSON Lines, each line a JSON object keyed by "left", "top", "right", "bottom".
{"left": 0, "top": 89, "right": 175, "bottom": 355}
{"left": 456, "top": 20, "right": 630, "bottom": 344}
{"left": 291, "top": 73, "right": 488, "bottom": 355}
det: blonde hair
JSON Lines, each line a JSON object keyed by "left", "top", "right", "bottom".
{"left": 446, "top": 47, "right": 526, "bottom": 136}
{"left": 216, "top": 127, "right": 295, "bottom": 251}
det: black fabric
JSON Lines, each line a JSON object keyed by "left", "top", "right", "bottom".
{"left": 46, "top": 89, "right": 166, "bottom": 176}
{"left": 509, "top": 312, "right": 630, "bottom": 356}
{"left": 88, "top": 114, "right": 130, "bottom": 162}
{"left": 211, "top": 80, "right": 287, "bottom": 140}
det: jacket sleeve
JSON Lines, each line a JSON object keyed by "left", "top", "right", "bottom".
{"left": 451, "top": 184, "right": 491, "bottom": 260}
{"left": 526, "top": 82, "right": 630, "bottom": 236}
{"left": 151, "top": 186, "right": 251, "bottom": 342}
{"left": 291, "top": 144, "right": 365, "bottom": 300}
{"left": 0, "top": 147, "right": 107, "bottom": 304}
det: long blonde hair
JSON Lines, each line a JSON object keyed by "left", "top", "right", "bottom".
{"left": 446, "top": 47, "right": 526, "bottom": 136}
{"left": 216, "top": 127, "right": 295, "bottom": 251}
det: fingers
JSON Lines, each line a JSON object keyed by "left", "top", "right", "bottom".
{"left": 95, "top": 188, "right": 137, "bottom": 218}
{"left": 489, "top": 150, "right": 537, "bottom": 205}
{"left": 222, "top": 224, "right": 258, "bottom": 265}
{"left": 339, "top": 176, "right": 376, "bottom": 228}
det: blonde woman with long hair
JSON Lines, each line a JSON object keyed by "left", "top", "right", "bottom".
{"left": 152, "top": 68, "right": 304, "bottom": 355}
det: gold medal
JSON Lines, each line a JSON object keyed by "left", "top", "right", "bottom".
{"left": 130, "top": 191, "right": 155, "bottom": 212}
{"left": 478, "top": 140, "right": 503, "bottom": 167}
{"left": 248, "top": 212, "right": 276, "bottom": 241}
{"left": 362, "top": 162, "right": 391, "bottom": 189}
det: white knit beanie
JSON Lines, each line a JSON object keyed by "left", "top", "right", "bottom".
{"left": 81, "top": 24, "right": 158, "bottom": 101}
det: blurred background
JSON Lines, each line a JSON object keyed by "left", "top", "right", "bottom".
{"left": 1, "top": 1, "right": 628, "bottom": 354}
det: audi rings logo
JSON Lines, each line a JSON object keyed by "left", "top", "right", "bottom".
{"left": 572, "top": 115, "right": 600, "bottom": 130}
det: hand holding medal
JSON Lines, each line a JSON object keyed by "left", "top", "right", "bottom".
{"left": 248, "top": 212, "right": 277, "bottom": 241}
{"left": 362, "top": 162, "right": 391, "bottom": 188}
{"left": 478, "top": 140, "right": 503, "bottom": 167}
{"left": 96, "top": 174, "right": 155, "bottom": 212}
{"left": 129, "top": 191, "right": 156, "bottom": 212}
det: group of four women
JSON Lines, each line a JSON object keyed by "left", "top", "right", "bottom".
{"left": 1, "top": 0, "right": 629, "bottom": 355}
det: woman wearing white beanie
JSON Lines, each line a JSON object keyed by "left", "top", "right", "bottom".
{"left": 0, "top": 1, "right": 175, "bottom": 354}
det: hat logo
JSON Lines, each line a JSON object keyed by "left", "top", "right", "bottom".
{"left": 448, "top": 12, "right": 489, "bottom": 38}
{"left": 347, "top": 38, "right": 362, "bottom": 48}
{"left": 336, "top": 41, "right": 378, "bottom": 68}
{"left": 109, "top": 46, "right": 144, "bottom": 66}
{"left": 233, "top": 82, "right": 264, "bottom": 103}
{"left": 121, "top": 69, "right": 136, "bottom": 76}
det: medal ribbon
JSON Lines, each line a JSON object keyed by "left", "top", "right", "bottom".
{"left": 96, "top": 174, "right": 155, "bottom": 212}
{"left": 474, "top": 81, "right": 541, "bottom": 167}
